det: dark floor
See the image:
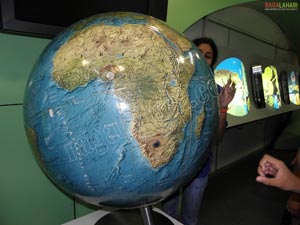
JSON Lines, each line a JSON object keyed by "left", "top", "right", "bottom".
{"left": 198, "top": 148, "right": 297, "bottom": 225}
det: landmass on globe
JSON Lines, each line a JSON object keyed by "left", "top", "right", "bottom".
{"left": 51, "top": 16, "right": 199, "bottom": 168}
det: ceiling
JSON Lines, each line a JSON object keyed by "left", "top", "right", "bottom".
{"left": 242, "top": 0, "right": 300, "bottom": 62}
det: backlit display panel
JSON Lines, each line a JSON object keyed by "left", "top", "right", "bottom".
{"left": 214, "top": 57, "right": 250, "bottom": 116}
{"left": 288, "top": 71, "right": 300, "bottom": 105}
{"left": 262, "top": 65, "right": 281, "bottom": 109}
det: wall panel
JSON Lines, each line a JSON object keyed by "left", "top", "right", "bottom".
{"left": 0, "top": 106, "right": 74, "bottom": 225}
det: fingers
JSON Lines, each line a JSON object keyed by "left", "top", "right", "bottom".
{"left": 223, "top": 79, "right": 236, "bottom": 96}
{"left": 229, "top": 80, "right": 236, "bottom": 89}
{"left": 256, "top": 154, "right": 289, "bottom": 189}
{"left": 260, "top": 154, "right": 282, "bottom": 169}
{"left": 256, "top": 175, "right": 276, "bottom": 187}
{"left": 225, "top": 78, "right": 235, "bottom": 89}
{"left": 257, "top": 163, "right": 277, "bottom": 177}
{"left": 265, "top": 166, "right": 278, "bottom": 176}
{"left": 218, "top": 78, "right": 236, "bottom": 108}
{"left": 256, "top": 154, "right": 300, "bottom": 192}
{"left": 257, "top": 154, "right": 280, "bottom": 177}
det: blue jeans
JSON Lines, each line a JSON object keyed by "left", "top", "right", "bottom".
{"left": 162, "top": 176, "right": 209, "bottom": 225}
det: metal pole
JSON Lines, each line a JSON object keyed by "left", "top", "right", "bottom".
{"left": 140, "top": 206, "right": 156, "bottom": 225}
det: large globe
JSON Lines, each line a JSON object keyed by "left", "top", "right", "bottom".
{"left": 23, "top": 12, "right": 219, "bottom": 208}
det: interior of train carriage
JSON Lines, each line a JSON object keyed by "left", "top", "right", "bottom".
{"left": 0, "top": 0, "right": 300, "bottom": 224}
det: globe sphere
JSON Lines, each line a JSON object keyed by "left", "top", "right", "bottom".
{"left": 23, "top": 12, "right": 219, "bottom": 208}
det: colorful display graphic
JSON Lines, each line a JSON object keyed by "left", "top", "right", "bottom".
{"left": 214, "top": 57, "right": 249, "bottom": 117}
{"left": 251, "top": 65, "right": 265, "bottom": 109}
{"left": 262, "top": 65, "right": 281, "bottom": 109}
{"left": 279, "top": 70, "right": 290, "bottom": 105}
{"left": 288, "top": 71, "right": 300, "bottom": 105}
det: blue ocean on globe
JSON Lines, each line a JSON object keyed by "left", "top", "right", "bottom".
{"left": 23, "top": 12, "right": 219, "bottom": 208}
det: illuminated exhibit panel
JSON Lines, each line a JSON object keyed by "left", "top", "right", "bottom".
{"left": 214, "top": 57, "right": 249, "bottom": 117}
{"left": 251, "top": 65, "right": 265, "bottom": 109}
{"left": 278, "top": 70, "right": 290, "bottom": 105}
{"left": 262, "top": 65, "right": 281, "bottom": 109}
{"left": 288, "top": 71, "right": 300, "bottom": 105}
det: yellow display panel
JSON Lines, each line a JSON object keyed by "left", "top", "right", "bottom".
{"left": 262, "top": 65, "right": 281, "bottom": 109}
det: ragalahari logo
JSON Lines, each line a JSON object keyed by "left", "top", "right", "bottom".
{"left": 264, "top": 1, "right": 298, "bottom": 10}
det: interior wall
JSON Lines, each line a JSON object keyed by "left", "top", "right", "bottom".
{"left": 211, "top": 112, "right": 293, "bottom": 171}
{"left": 185, "top": 6, "right": 297, "bottom": 64}
{"left": 184, "top": 5, "right": 300, "bottom": 171}
{"left": 0, "top": 34, "right": 76, "bottom": 225}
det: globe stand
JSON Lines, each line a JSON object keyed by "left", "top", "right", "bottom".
{"left": 94, "top": 206, "right": 174, "bottom": 225}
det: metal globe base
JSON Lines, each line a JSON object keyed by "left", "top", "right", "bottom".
{"left": 95, "top": 206, "right": 174, "bottom": 225}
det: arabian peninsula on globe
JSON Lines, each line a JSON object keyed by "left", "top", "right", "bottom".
{"left": 23, "top": 12, "right": 219, "bottom": 208}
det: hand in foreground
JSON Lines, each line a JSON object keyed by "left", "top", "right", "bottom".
{"left": 256, "top": 154, "right": 300, "bottom": 192}
{"left": 218, "top": 79, "right": 236, "bottom": 109}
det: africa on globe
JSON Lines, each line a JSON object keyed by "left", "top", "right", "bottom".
{"left": 23, "top": 12, "right": 219, "bottom": 208}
